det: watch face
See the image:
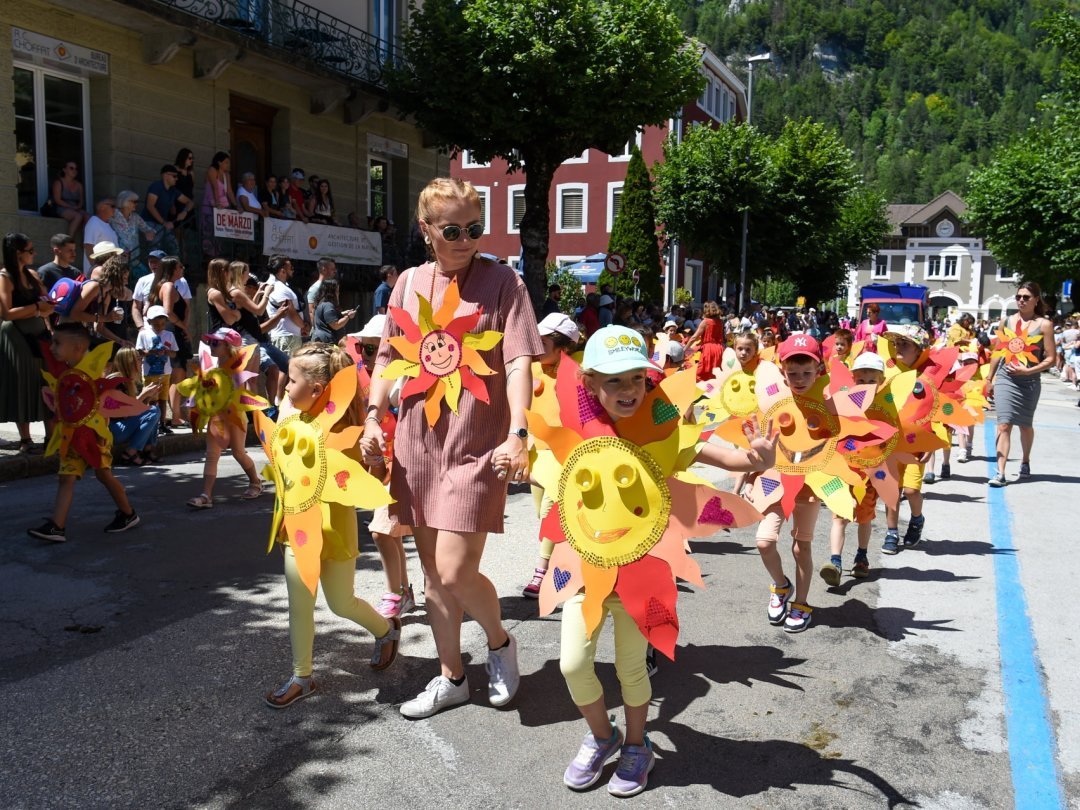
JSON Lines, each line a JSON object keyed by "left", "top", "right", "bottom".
{"left": 936, "top": 219, "right": 955, "bottom": 238}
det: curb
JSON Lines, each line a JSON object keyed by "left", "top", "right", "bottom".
{"left": 0, "top": 432, "right": 207, "bottom": 483}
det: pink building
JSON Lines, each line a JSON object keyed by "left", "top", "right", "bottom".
{"left": 451, "top": 46, "right": 746, "bottom": 304}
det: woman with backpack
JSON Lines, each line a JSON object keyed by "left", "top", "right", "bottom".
{"left": 61, "top": 250, "right": 132, "bottom": 348}
{"left": 0, "top": 233, "right": 55, "bottom": 453}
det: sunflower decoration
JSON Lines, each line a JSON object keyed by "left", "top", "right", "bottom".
{"left": 41, "top": 341, "right": 146, "bottom": 467}
{"left": 254, "top": 366, "right": 392, "bottom": 595}
{"left": 991, "top": 320, "right": 1043, "bottom": 367}
{"left": 698, "top": 348, "right": 760, "bottom": 446}
{"left": 177, "top": 343, "right": 267, "bottom": 445}
{"left": 381, "top": 278, "right": 503, "bottom": 427}
{"left": 527, "top": 355, "right": 762, "bottom": 660}
{"left": 742, "top": 361, "right": 894, "bottom": 521}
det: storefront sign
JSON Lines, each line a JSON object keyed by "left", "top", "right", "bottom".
{"left": 263, "top": 220, "right": 382, "bottom": 265}
{"left": 368, "top": 134, "right": 409, "bottom": 160}
{"left": 12, "top": 28, "right": 109, "bottom": 76}
{"left": 213, "top": 208, "right": 256, "bottom": 241}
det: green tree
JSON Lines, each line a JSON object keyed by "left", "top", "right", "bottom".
{"left": 603, "top": 146, "right": 663, "bottom": 302}
{"left": 388, "top": 0, "right": 704, "bottom": 309}
{"left": 546, "top": 262, "right": 585, "bottom": 316}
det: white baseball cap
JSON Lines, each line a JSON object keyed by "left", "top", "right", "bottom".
{"left": 598, "top": 294, "right": 615, "bottom": 307}
{"left": 353, "top": 314, "right": 386, "bottom": 339}
{"left": 145, "top": 305, "right": 168, "bottom": 321}
{"left": 538, "top": 312, "right": 580, "bottom": 342}
{"left": 582, "top": 326, "right": 661, "bottom": 374}
{"left": 851, "top": 352, "right": 885, "bottom": 372}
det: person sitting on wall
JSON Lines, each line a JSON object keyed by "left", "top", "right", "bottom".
{"left": 237, "top": 173, "right": 268, "bottom": 218}
{"left": 260, "top": 175, "right": 286, "bottom": 219}
{"left": 142, "top": 164, "right": 193, "bottom": 257}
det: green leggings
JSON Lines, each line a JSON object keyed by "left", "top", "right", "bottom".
{"left": 283, "top": 546, "right": 390, "bottom": 677}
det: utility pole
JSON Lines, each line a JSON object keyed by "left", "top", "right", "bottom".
{"left": 738, "top": 52, "right": 772, "bottom": 315}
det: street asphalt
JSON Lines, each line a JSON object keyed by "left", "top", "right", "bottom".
{"left": 1, "top": 377, "right": 1077, "bottom": 809}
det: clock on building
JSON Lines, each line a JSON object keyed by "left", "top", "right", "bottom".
{"left": 935, "top": 219, "right": 955, "bottom": 238}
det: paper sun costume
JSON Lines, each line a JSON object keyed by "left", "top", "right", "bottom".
{"left": 41, "top": 341, "right": 146, "bottom": 470}
{"left": 526, "top": 355, "right": 763, "bottom": 660}
{"left": 254, "top": 366, "right": 392, "bottom": 595}
{"left": 698, "top": 347, "right": 761, "bottom": 445}
{"left": 991, "top": 320, "right": 1043, "bottom": 368}
{"left": 381, "top": 278, "right": 503, "bottom": 427}
{"left": 177, "top": 338, "right": 268, "bottom": 444}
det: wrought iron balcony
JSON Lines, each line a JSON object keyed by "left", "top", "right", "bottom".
{"left": 154, "top": 0, "right": 399, "bottom": 89}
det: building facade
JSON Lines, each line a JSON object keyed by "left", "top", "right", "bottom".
{"left": 4, "top": 0, "right": 441, "bottom": 283}
{"left": 846, "top": 191, "right": 1021, "bottom": 321}
{"left": 450, "top": 46, "right": 746, "bottom": 304}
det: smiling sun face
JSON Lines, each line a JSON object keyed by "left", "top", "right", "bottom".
{"left": 420, "top": 330, "right": 462, "bottom": 377}
{"left": 560, "top": 437, "right": 670, "bottom": 568}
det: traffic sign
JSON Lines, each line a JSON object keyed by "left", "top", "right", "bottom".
{"left": 604, "top": 252, "right": 627, "bottom": 275}
{"left": 632, "top": 269, "right": 640, "bottom": 284}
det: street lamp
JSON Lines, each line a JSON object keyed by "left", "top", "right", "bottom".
{"left": 738, "top": 52, "right": 772, "bottom": 315}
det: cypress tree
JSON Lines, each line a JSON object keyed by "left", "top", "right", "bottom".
{"left": 603, "top": 145, "right": 663, "bottom": 302}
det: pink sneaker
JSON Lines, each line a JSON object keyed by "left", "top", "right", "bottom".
{"left": 522, "top": 567, "right": 546, "bottom": 599}
{"left": 375, "top": 592, "right": 403, "bottom": 618}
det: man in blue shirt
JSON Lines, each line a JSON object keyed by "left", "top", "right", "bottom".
{"left": 373, "top": 264, "right": 398, "bottom": 315}
{"left": 142, "top": 164, "right": 193, "bottom": 255}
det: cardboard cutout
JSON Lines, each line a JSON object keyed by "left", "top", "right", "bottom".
{"left": 992, "top": 320, "right": 1043, "bottom": 367}
{"left": 177, "top": 343, "right": 267, "bottom": 446}
{"left": 527, "top": 358, "right": 762, "bottom": 660}
{"left": 381, "top": 278, "right": 503, "bottom": 427}
{"left": 698, "top": 348, "right": 760, "bottom": 446}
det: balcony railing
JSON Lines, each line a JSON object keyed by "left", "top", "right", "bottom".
{"left": 154, "top": 0, "right": 399, "bottom": 89}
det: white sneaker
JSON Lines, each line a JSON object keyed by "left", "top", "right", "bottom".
{"left": 486, "top": 633, "right": 520, "bottom": 707}
{"left": 399, "top": 675, "right": 469, "bottom": 719}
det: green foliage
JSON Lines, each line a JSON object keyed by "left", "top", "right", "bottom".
{"left": 654, "top": 119, "right": 888, "bottom": 304}
{"left": 389, "top": 0, "right": 704, "bottom": 308}
{"left": 751, "top": 277, "right": 799, "bottom": 308}
{"left": 603, "top": 146, "right": 663, "bottom": 302}
{"left": 546, "top": 261, "right": 586, "bottom": 315}
{"left": 688, "top": 0, "right": 1060, "bottom": 201}
{"left": 673, "top": 287, "right": 695, "bottom": 306}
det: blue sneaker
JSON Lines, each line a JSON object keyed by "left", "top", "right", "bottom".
{"left": 607, "top": 737, "right": 656, "bottom": 797}
{"left": 564, "top": 728, "right": 622, "bottom": 790}
{"left": 902, "top": 515, "right": 925, "bottom": 548}
{"left": 882, "top": 530, "right": 900, "bottom": 555}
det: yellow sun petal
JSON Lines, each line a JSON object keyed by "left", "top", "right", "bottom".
{"left": 461, "top": 346, "right": 496, "bottom": 376}
{"left": 322, "top": 449, "right": 393, "bottom": 509}
{"left": 388, "top": 335, "right": 420, "bottom": 362}
{"left": 283, "top": 506, "right": 325, "bottom": 595}
{"left": 381, "top": 358, "right": 421, "bottom": 380}
{"left": 442, "top": 370, "right": 463, "bottom": 413}
{"left": 464, "top": 330, "right": 503, "bottom": 352}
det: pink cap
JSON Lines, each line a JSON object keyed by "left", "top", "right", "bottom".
{"left": 778, "top": 334, "right": 822, "bottom": 363}
{"left": 202, "top": 328, "right": 242, "bottom": 347}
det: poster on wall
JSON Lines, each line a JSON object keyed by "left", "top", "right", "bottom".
{"left": 12, "top": 28, "right": 109, "bottom": 75}
{"left": 213, "top": 208, "right": 256, "bottom": 241}
{"left": 263, "top": 220, "right": 382, "bottom": 265}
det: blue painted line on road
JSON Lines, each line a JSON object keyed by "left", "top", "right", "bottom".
{"left": 984, "top": 417, "right": 1064, "bottom": 809}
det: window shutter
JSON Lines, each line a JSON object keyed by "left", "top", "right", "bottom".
{"left": 561, "top": 189, "right": 584, "bottom": 229}
{"left": 477, "top": 191, "right": 488, "bottom": 233}
{"left": 512, "top": 190, "right": 526, "bottom": 229}
{"left": 611, "top": 188, "right": 623, "bottom": 223}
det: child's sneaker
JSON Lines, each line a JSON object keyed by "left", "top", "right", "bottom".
{"left": 104, "top": 510, "right": 140, "bottom": 533}
{"left": 922, "top": 471, "right": 936, "bottom": 484}
{"left": 882, "top": 529, "right": 900, "bottom": 555}
{"left": 958, "top": 448, "right": 971, "bottom": 463}
{"left": 375, "top": 592, "right": 404, "bottom": 619}
{"left": 645, "top": 645, "right": 658, "bottom": 678}
{"left": 607, "top": 737, "right": 656, "bottom": 797}
{"left": 767, "top": 578, "right": 794, "bottom": 625}
{"left": 902, "top": 515, "right": 925, "bottom": 548}
{"left": 851, "top": 557, "right": 870, "bottom": 578}
{"left": 784, "top": 603, "right": 813, "bottom": 633}
{"left": 940, "top": 463, "right": 951, "bottom": 480}
{"left": 818, "top": 561, "right": 842, "bottom": 588}
{"left": 563, "top": 727, "right": 623, "bottom": 790}
{"left": 988, "top": 473, "right": 1007, "bottom": 487}
{"left": 522, "top": 567, "right": 546, "bottom": 598}
{"left": 28, "top": 519, "right": 66, "bottom": 543}
{"left": 400, "top": 584, "right": 416, "bottom": 614}
{"left": 1019, "top": 462, "right": 1030, "bottom": 477}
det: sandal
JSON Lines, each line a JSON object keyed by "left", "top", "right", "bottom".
{"left": 120, "top": 450, "right": 145, "bottom": 467}
{"left": 370, "top": 616, "right": 401, "bottom": 671}
{"left": 265, "top": 675, "right": 317, "bottom": 709}
{"left": 240, "top": 483, "right": 263, "bottom": 500}
{"left": 186, "top": 493, "right": 213, "bottom": 509}
{"left": 18, "top": 440, "right": 44, "bottom": 455}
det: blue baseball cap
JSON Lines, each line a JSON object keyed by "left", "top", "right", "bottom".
{"left": 582, "top": 326, "right": 660, "bottom": 374}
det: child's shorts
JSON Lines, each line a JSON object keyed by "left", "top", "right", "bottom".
{"left": 369, "top": 504, "right": 411, "bottom": 538}
{"left": 899, "top": 462, "right": 925, "bottom": 492}
{"left": 146, "top": 374, "right": 170, "bottom": 403}
{"left": 853, "top": 485, "right": 878, "bottom": 525}
{"left": 59, "top": 443, "right": 112, "bottom": 478}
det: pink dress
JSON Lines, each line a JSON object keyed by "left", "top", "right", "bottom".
{"left": 853, "top": 318, "right": 887, "bottom": 343}
{"left": 376, "top": 258, "right": 542, "bottom": 533}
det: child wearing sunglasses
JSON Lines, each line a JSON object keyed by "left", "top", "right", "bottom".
{"left": 185, "top": 328, "right": 263, "bottom": 508}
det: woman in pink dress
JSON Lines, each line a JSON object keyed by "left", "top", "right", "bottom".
{"left": 200, "top": 151, "right": 238, "bottom": 257}
{"left": 362, "top": 178, "right": 541, "bottom": 719}
{"left": 853, "top": 302, "right": 887, "bottom": 344}
{"left": 686, "top": 300, "right": 725, "bottom": 381}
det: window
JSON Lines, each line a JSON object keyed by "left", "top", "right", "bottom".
{"left": 507, "top": 184, "right": 525, "bottom": 234}
{"left": 14, "top": 63, "right": 92, "bottom": 213}
{"left": 944, "top": 256, "right": 958, "bottom": 278}
{"left": 607, "top": 182, "right": 624, "bottom": 232}
{"left": 369, "top": 158, "right": 389, "bottom": 218}
{"left": 372, "top": 0, "right": 398, "bottom": 61}
{"left": 557, "top": 255, "right": 584, "bottom": 267}
{"left": 927, "top": 256, "right": 941, "bottom": 278}
{"left": 473, "top": 185, "right": 490, "bottom": 234}
{"left": 563, "top": 150, "right": 589, "bottom": 165}
{"left": 556, "top": 184, "right": 587, "bottom": 233}
{"left": 461, "top": 149, "right": 489, "bottom": 169}
{"left": 997, "top": 263, "right": 1017, "bottom": 281}
{"left": 609, "top": 131, "right": 643, "bottom": 162}
{"left": 873, "top": 254, "right": 889, "bottom": 279}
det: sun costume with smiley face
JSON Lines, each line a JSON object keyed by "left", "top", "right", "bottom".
{"left": 526, "top": 350, "right": 763, "bottom": 661}
{"left": 177, "top": 343, "right": 268, "bottom": 445}
{"left": 254, "top": 365, "right": 392, "bottom": 595}
{"left": 381, "top": 277, "right": 503, "bottom": 428}
{"left": 698, "top": 347, "right": 761, "bottom": 446}
{"left": 41, "top": 341, "right": 146, "bottom": 469}
{"left": 991, "top": 320, "right": 1044, "bottom": 368}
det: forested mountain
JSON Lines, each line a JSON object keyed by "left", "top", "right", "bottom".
{"left": 678, "top": 0, "right": 1061, "bottom": 202}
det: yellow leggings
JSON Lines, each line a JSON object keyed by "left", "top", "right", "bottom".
{"left": 283, "top": 546, "right": 390, "bottom": 677}
{"left": 532, "top": 484, "right": 556, "bottom": 561}
{"left": 560, "top": 592, "right": 651, "bottom": 708}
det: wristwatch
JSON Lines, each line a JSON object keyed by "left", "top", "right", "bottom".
{"left": 509, "top": 428, "right": 528, "bottom": 439}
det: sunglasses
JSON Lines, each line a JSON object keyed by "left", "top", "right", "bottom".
{"left": 1015, "top": 294, "right": 1033, "bottom": 301}
{"left": 437, "top": 222, "right": 483, "bottom": 242}
{"left": 361, "top": 344, "right": 378, "bottom": 356}
{"left": 206, "top": 339, "right": 224, "bottom": 348}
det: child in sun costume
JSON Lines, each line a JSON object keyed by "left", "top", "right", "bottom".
{"left": 27, "top": 326, "right": 145, "bottom": 542}
{"left": 254, "top": 343, "right": 400, "bottom": 709}
{"left": 178, "top": 328, "right": 268, "bottom": 508}
{"left": 527, "top": 326, "right": 774, "bottom": 797}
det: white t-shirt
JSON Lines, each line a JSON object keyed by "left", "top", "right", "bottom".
{"left": 237, "top": 186, "right": 262, "bottom": 215}
{"left": 133, "top": 275, "right": 192, "bottom": 303}
{"left": 268, "top": 279, "right": 301, "bottom": 338}
{"left": 136, "top": 327, "right": 179, "bottom": 377}
{"left": 83, "top": 216, "right": 118, "bottom": 273}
